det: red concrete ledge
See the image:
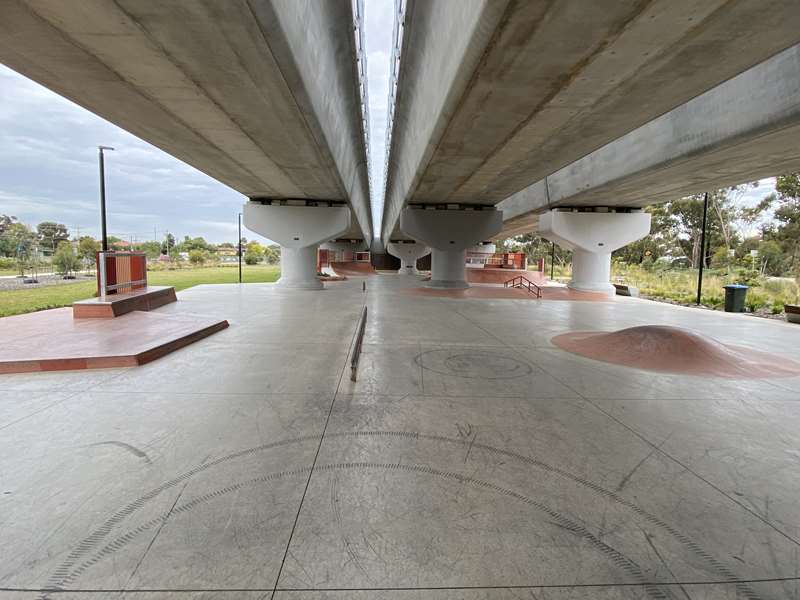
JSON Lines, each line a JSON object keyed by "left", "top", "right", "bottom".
{"left": 0, "top": 308, "right": 228, "bottom": 374}
{"left": 73, "top": 285, "right": 177, "bottom": 318}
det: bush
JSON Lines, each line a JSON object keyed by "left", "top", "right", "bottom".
{"left": 0, "top": 257, "right": 14, "bottom": 269}
{"left": 188, "top": 249, "right": 207, "bottom": 265}
{"left": 244, "top": 251, "right": 262, "bottom": 265}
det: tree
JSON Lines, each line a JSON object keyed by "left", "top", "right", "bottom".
{"left": 53, "top": 241, "right": 80, "bottom": 276}
{"left": 161, "top": 233, "right": 176, "bottom": 255}
{"left": 138, "top": 241, "right": 162, "bottom": 259}
{"left": 36, "top": 221, "right": 69, "bottom": 255}
{"left": 77, "top": 236, "right": 100, "bottom": 271}
{"left": 0, "top": 215, "right": 18, "bottom": 256}
{"left": 177, "top": 236, "right": 215, "bottom": 254}
{"left": 263, "top": 244, "right": 281, "bottom": 265}
{"left": 762, "top": 173, "right": 800, "bottom": 275}
{"left": 244, "top": 241, "right": 264, "bottom": 265}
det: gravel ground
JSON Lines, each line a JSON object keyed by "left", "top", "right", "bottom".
{"left": 0, "top": 272, "right": 95, "bottom": 291}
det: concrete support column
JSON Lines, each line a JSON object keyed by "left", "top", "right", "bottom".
{"left": 387, "top": 241, "right": 430, "bottom": 275}
{"left": 278, "top": 246, "right": 321, "bottom": 289}
{"left": 400, "top": 208, "right": 502, "bottom": 288}
{"left": 538, "top": 209, "right": 651, "bottom": 297}
{"left": 430, "top": 248, "right": 467, "bottom": 286}
{"left": 243, "top": 202, "right": 351, "bottom": 290}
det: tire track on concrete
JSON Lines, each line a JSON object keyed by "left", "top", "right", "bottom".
{"left": 45, "top": 431, "right": 762, "bottom": 599}
{"left": 57, "top": 462, "right": 671, "bottom": 599}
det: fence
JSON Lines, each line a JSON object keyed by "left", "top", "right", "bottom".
{"left": 96, "top": 251, "right": 147, "bottom": 298}
{"left": 466, "top": 252, "right": 527, "bottom": 270}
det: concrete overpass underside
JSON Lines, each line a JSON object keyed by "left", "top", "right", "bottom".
{"left": 382, "top": 0, "right": 800, "bottom": 291}
{"left": 0, "top": 0, "right": 373, "bottom": 242}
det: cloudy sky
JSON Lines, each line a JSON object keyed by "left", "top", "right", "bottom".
{"left": 0, "top": 1, "right": 776, "bottom": 245}
{"left": 0, "top": 0, "right": 395, "bottom": 245}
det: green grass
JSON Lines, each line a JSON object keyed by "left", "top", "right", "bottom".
{"left": 533, "top": 262, "right": 799, "bottom": 313}
{"left": 0, "top": 268, "right": 18, "bottom": 276}
{"left": 0, "top": 264, "right": 280, "bottom": 318}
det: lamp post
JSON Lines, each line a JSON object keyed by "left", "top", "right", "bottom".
{"left": 238, "top": 212, "right": 242, "bottom": 284}
{"left": 696, "top": 191, "right": 709, "bottom": 305}
{"left": 98, "top": 146, "right": 114, "bottom": 252}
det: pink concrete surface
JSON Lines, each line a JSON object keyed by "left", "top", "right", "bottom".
{"left": 404, "top": 285, "right": 611, "bottom": 301}
{"left": 330, "top": 261, "right": 377, "bottom": 277}
{"left": 552, "top": 325, "right": 800, "bottom": 379}
{"left": 0, "top": 307, "right": 228, "bottom": 374}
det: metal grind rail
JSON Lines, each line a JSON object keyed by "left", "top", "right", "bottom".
{"left": 350, "top": 304, "right": 368, "bottom": 382}
{"left": 504, "top": 275, "right": 542, "bottom": 298}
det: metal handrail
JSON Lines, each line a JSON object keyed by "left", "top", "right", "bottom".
{"left": 350, "top": 305, "right": 368, "bottom": 381}
{"left": 504, "top": 275, "right": 542, "bottom": 298}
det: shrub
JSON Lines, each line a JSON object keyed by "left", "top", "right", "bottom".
{"left": 244, "top": 251, "right": 262, "bottom": 265}
{"left": 0, "top": 257, "right": 14, "bottom": 269}
{"left": 188, "top": 249, "right": 207, "bottom": 265}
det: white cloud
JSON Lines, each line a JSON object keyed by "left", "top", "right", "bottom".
{"left": 0, "top": 64, "right": 247, "bottom": 244}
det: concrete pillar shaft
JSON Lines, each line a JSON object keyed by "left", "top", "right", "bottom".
{"left": 399, "top": 257, "right": 418, "bottom": 274}
{"left": 431, "top": 249, "right": 468, "bottom": 288}
{"left": 279, "top": 245, "right": 322, "bottom": 290}
{"left": 570, "top": 250, "right": 613, "bottom": 294}
{"left": 399, "top": 208, "right": 502, "bottom": 288}
{"left": 242, "top": 202, "right": 351, "bottom": 291}
{"left": 538, "top": 209, "right": 651, "bottom": 298}
{"left": 387, "top": 241, "right": 430, "bottom": 275}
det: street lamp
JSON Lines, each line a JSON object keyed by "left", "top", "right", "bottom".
{"left": 98, "top": 145, "right": 115, "bottom": 252}
{"left": 238, "top": 212, "right": 242, "bottom": 284}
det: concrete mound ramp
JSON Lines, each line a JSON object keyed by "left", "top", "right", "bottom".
{"left": 552, "top": 325, "right": 800, "bottom": 379}
{"left": 330, "top": 261, "right": 377, "bottom": 277}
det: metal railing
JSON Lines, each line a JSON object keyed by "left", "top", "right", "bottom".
{"left": 350, "top": 305, "right": 368, "bottom": 382}
{"left": 504, "top": 275, "right": 542, "bottom": 298}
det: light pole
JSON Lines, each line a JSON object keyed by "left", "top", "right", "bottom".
{"left": 98, "top": 146, "right": 115, "bottom": 252}
{"left": 238, "top": 212, "right": 242, "bottom": 284}
{"left": 696, "top": 191, "right": 709, "bottom": 305}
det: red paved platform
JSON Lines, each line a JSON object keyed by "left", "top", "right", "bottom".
{"left": 330, "top": 261, "right": 377, "bottom": 276}
{"left": 0, "top": 307, "right": 228, "bottom": 374}
{"left": 466, "top": 268, "right": 545, "bottom": 284}
{"left": 72, "top": 285, "right": 177, "bottom": 318}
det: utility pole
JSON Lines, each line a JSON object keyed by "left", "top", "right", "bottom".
{"left": 238, "top": 212, "right": 242, "bottom": 284}
{"left": 696, "top": 191, "right": 709, "bottom": 305}
{"left": 98, "top": 146, "right": 114, "bottom": 252}
{"left": 550, "top": 241, "right": 555, "bottom": 280}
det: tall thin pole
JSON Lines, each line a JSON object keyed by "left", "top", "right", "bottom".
{"left": 98, "top": 146, "right": 114, "bottom": 252}
{"left": 550, "top": 241, "right": 555, "bottom": 280}
{"left": 238, "top": 212, "right": 242, "bottom": 284}
{"left": 696, "top": 191, "right": 709, "bottom": 305}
